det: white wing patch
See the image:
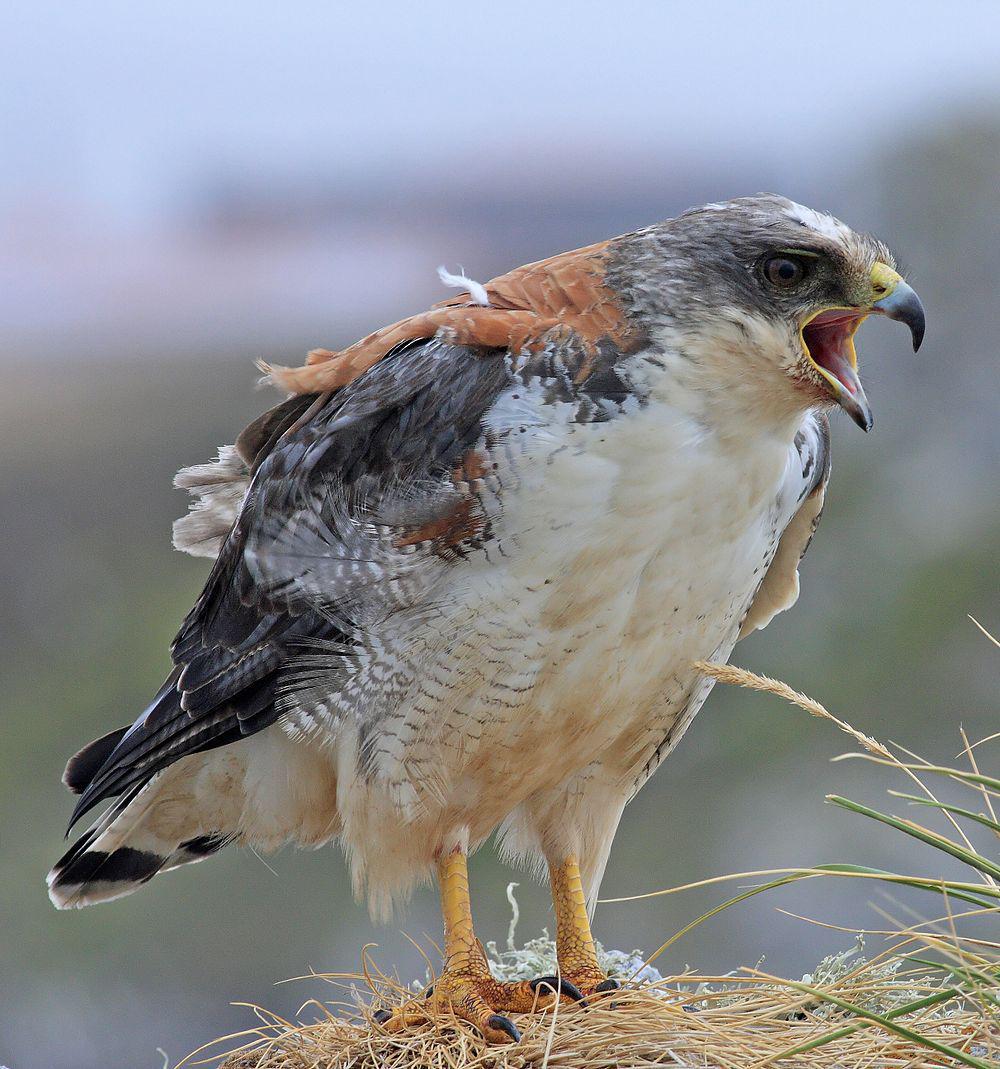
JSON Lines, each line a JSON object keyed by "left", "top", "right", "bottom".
{"left": 172, "top": 445, "right": 250, "bottom": 558}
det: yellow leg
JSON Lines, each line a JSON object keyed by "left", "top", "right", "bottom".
{"left": 376, "top": 849, "right": 585, "bottom": 1044}
{"left": 438, "top": 847, "right": 484, "bottom": 976}
{"left": 549, "top": 856, "right": 619, "bottom": 996}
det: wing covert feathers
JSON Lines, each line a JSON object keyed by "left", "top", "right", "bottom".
{"left": 263, "top": 240, "right": 636, "bottom": 395}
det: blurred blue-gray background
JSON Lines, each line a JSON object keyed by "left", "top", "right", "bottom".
{"left": 1, "top": 3, "right": 997, "bottom": 1066}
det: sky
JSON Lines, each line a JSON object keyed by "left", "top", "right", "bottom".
{"left": 4, "top": 0, "right": 1000, "bottom": 227}
{"left": 4, "top": 0, "right": 1000, "bottom": 361}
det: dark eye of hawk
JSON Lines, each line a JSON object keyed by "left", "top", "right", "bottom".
{"left": 763, "top": 255, "right": 808, "bottom": 288}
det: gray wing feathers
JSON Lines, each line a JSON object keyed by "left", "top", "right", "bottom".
{"left": 66, "top": 339, "right": 511, "bottom": 827}
{"left": 173, "top": 392, "right": 327, "bottom": 560}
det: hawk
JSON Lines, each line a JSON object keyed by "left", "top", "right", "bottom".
{"left": 49, "top": 195, "right": 924, "bottom": 1042}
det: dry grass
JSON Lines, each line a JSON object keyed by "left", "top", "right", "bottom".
{"left": 196, "top": 956, "right": 996, "bottom": 1069}
{"left": 691, "top": 661, "right": 891, "bottom": 759}
{"left": 183, "top": 648, "right": 998, "bottom": 1069}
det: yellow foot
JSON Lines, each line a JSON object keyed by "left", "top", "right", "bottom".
{"left": 374, "top": 959, "right": 586, "bottom": 1044}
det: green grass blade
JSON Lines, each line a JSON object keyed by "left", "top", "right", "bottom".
{"left": 641, "top": 873, "right": 805, "bottom": 969}
{"left": 770, "top": 986, "right": 962, "bottom": 1059}
{"left": 827, "top": 796, "right": 1000, "bottom": 880}
{"left": 776, "top": 978, "right": 996, "bottom": 1068}
{"left": 839, "top": 757, "right": 1000, "bottom": 795}
{"left": 810, "top": 863, "right": 999, "bottom": 909}
{"left": 888, "top": 791, "right": 1000, "bottom": 834}
{"left": 905, "top": 956, "right": 1000, "bottom": 1009}
{"left": 907, "top": 765, "right": 1000, "bottom": 794}
{"left": 641, "top": 865, "right": 998, "bottom": 972}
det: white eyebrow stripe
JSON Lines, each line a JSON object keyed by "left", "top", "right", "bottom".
{"left": 782, "top": 201, "right": 852, "bottom": 242}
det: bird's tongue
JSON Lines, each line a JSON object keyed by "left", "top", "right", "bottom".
{"left": 802, "top": 310, "right": 865, "bottom": 395}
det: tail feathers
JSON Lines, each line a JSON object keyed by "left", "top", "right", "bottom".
{"left": 47, "top": 770, "right": 231, "bottom": 909}
{"left": 48, "top": 841, "right": 165, "bottom": 907}
{"left": 63, "top": 725, "right": 131, "bottom": 794}
{"left": 48, "top": 723, "right": 341, "bottom": 909}
{"left": 161, "top": 833, "right": 231, "bottom": 871}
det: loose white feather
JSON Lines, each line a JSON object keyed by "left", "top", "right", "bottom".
{"left": 437, "top": 264, "right": 490, "bottom": 307}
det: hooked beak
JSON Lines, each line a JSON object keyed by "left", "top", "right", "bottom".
{"left": 800, "top": 262, "right": 925, "bottom": 433}
{"left": 871, "top": 266, "right": 926, "bottom": 352}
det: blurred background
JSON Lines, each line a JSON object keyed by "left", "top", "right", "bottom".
{"left": 1, "top": 2, "right": 997, "bottom": 1066}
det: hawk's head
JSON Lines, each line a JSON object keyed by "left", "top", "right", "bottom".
{"left": 611, "top": 194, "right": 925, "bottom": 432}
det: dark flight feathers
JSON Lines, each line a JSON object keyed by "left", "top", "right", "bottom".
{"left": 66, "top": 340, "right": 512, "bottom": 830}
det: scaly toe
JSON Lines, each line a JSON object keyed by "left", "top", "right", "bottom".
{"left": 373, "top": 973, "right": 531, "bottom": 1044}
{"left": 528, "top": 975, "right": 588, "bottom": 1006}
{"left": 557, "top": 967, "right": 621, "bottom": 999}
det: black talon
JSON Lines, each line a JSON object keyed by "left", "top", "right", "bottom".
{"left": 529, "top": 975, "right": 587, "bottom": 1004}
{"left": 487, "top": 1014, "right": 522, "bottom": 1043}
{"left": 373, "top": 1008, "right": 394, "bottom": 1024}
{"left": 593, "top": 977, "right": 622, "bottom": 1010}
{"left": 422, "top": 984, "right": 434, "bottom": 999}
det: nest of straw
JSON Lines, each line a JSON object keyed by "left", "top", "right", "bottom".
{"left": 206, "top": 954, "right": 995, "bottom": 1069}
{"left": 186, "top": 651, "right": 998, "bottom": 1069}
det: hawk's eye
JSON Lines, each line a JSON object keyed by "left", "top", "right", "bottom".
{"left": 763, "top": 256, "right": 807, "bottom": 288}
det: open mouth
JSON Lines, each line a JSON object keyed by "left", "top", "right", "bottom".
{"left": 801, "top": 308, "right": 867, "bottom": 396}
{"left": 800, "top": 307, "right": 873, "bottom": 431}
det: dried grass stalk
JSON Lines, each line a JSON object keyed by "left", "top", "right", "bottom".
{"left": 693, "top": 661, "right": 892, "bottom": 758}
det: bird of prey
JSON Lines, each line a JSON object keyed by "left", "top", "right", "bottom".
{"left": 49, "top": 195, "right": 924, "bottom": 1043}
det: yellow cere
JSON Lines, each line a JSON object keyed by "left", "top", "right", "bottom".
{"left": 870, "top": 261, "right": 903, "bottom": 299}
